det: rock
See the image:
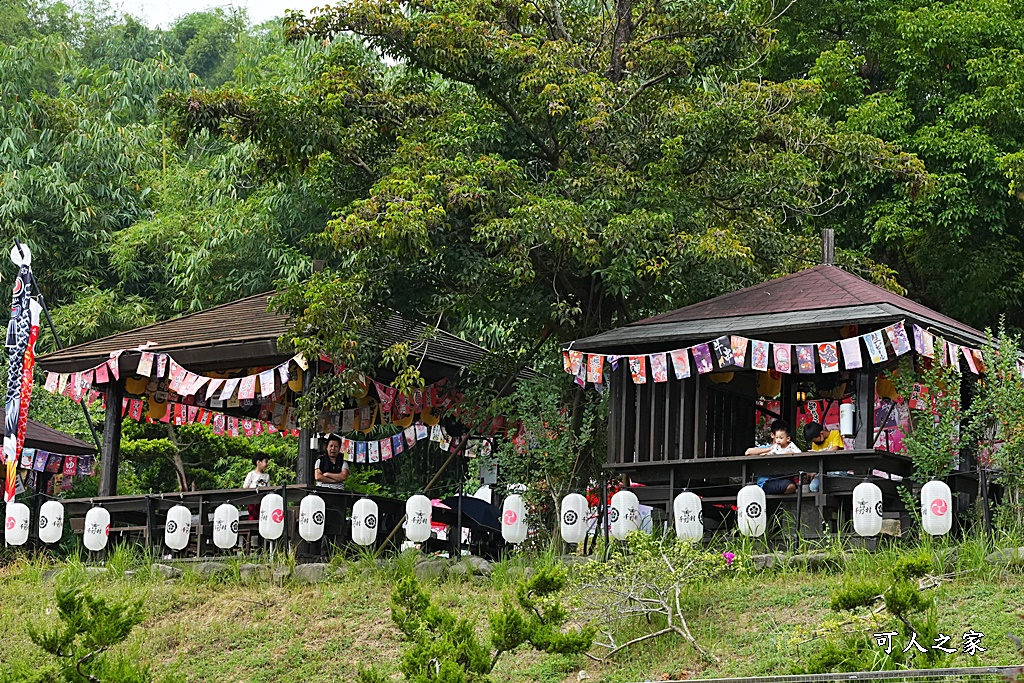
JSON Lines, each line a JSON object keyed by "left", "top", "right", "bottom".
{"left": 293, "top": 563, "right": 328, "bottom": 584}
{"left": 558, "top": 555, "right": 592, "bottom": 568}
{"left": 85, "top": 566, "right": 107, "bottom": 576}
{"left": 331, "top": 562, "right": 351, "bottom": 580}
{"left": 41, "top": 568, "right": 63, "bottom": 583}
{"left": 195, "top": 562, "right": 229, "bottom": 577}
{"left": 447, "top": 562, "right": 469, "bottom": 578}
{"left": 124, "top": 570, "right": 137, "bottom": 579}
{"left": 985, "top": 547, "right": 1024, "bottom": 566}
{"left": 880, "top": 519, "right": 901, "bottom": 537}
{"left": 272, "top": 564, "right": 291, "bottom": 584}
{"left": 788, "top": 552, "right": 851, "bottom": 570}
{"left": 413, "top": 558, "right": 447, "bottom": 582}
{"left": 464, "top": 556, "right": 494, "bottom": 575}
{"left": 152, "top": 563, "right": 182, "bottom": 579}
{"left": 239, "top": 563, "right": 271, "bottom": 583}
{"left": 752, "top": 553, "right": 786, "bottom": 570}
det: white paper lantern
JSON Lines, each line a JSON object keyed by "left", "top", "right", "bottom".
{"left": 852, "top": 482, "right": 884, "bottom": 537}
{"left": 610, "top": 490, "right": 640, "bottom": 540}
{"left": 405, "top": 495, "right": 432, "bottom": 543}
{"left": 259, "top": 493, "right": 285, "bottom": 541}
{"left": 673, "top": 491, "right": 703, "bottom": 542}
{"left": 736, "top": 485, "right": 767, "bottom": 537}
{"left": 560, "top": 493, "right": 589, "bottom": 545}
{"left": 164, "top": 504, "right": 192, "bottom": 551}
{"left": 213, "top": 503, "right": 239, "bottom": 549}
{"left": 299, "top": 494, "right": 326, "bottom": 543}
{"left": 921, "top": 480, "right": 952, "bottom": 536}
{"left": 351, "top": 498, "right": 378, "bottom": 546}
{"left": 5, "top": 502, "right": 30, "bottom": 546}
{"left": 83, "top": 507, "right": 110, "bottom": 552}
{"left": 38, "top": 500, "right": 65, "bottom": 544}
{"left": 501, "top": 494, "right": 527, "bottom": 544}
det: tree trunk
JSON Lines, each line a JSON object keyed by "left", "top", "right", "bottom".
{"left": 607, "top": 0, "right": 633, "bottom": 82}
{"left": 164, "top": 424, "right": 189, "bottom": 492}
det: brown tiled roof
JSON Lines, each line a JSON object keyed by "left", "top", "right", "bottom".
{"left": 634, "top": 265, "right": 980, "bottom": 337}
{"left": 570, "top": 265, "right": 987, "bottom": 353}
{"left": 0, "top": 408, "right": 97, "bottom": 456}
{"left": 37, "top": 292, "right": 532, "bottom": 379}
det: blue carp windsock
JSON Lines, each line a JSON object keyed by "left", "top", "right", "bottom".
{"left": 4, "top": 245, "right": 41, "bottom": 502}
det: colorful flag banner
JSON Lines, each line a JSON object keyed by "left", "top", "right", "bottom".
{"left": 817, "top": 342, "right": 840, "bottom": 373}
{"left": 773, "top": 344, "right": 792, "bottom": 374}
{"left": 586, "top": 354, "right": 604, "bottom": 384}
{"left": 840, "top": 337, "right": 862, "bottom": 369}
{"left": 138, "top": 352, "right": 155, "bottom": 377}
{"left": 628, "top": 356, "right": 647, "bottom": 384}
{"left": 863, "top": 331, "right": 888, "bottom": 364}
{"left": 750, "top": 340, "right": 770, "bottom": 372}
{"left": 670, "top": 349, "right": 691, "bottom": 379}
{"left": 886, "top": 322, "right": 912, "bottom": 356}
{"left": 692, "top": 344, "right": 715, "bottom": 374}
{"left": 649, "top": 353, "right": 669, "bottom": 383}
{"left": 796, "top": 345, "right": 815, "bottom": 374}
{"left": 710, "top": 336, "right": 734, "bottom": 369}
{"left": 731, "top": 336, "right": 749, "bottom": 367}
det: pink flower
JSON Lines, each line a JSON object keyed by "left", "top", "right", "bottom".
{"left": 723, "top": 551, "right": 735, "bottom": 566}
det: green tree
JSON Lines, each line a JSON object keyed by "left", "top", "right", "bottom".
{"left": 769, "top": 0, "right": 1024, "bottom": 331}
{"left": 13, "top": 583, "right": 156, "bottom": 683}
{"left": 162, "top": 0, "right": 923, "bottom": 476}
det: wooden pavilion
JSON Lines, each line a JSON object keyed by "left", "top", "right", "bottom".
{"left": 37, "top": 291, "right": 509, "bottom": 497}
{"left": 32, "top": 292, "right": 518, "bottom": 556}
{"left": 569, "top": 256, "right": 987, "bottom": 535}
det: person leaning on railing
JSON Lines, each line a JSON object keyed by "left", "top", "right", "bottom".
{"left": 315, "top": 434, "right": 350, "bottom": 490}
{"left": 803, "top": 421, "right": 849, "bottom": 493}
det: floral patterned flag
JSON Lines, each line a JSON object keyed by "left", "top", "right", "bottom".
{"left": 913, "top": 325, "right": 927, "bottom": 355}
{"left": 649, "top": 353, "right": 669, "bottom": 382}
{"left": 628, "top": 356, "right": 647, "bottom": 384}
{"left": 750, "top": 340, "right": 770, "bottom": 372}
{"left": 392, "top": 432, "right": 405, "bottom": 456}
{"left": 885, "top": 322, "right": 912, "bottom": 356}
{"left": 730, "top": 336, "right": 749, "bottom": 367}
{"left": 368, "top": 440, "right": 380, "bottom": 463}
{"left": 863, "top": 331, "right": 888, "bottom": 364}
{"left": 374, "top": 381, "right": 398, "bottom": 412}
{"left": 670, "top": 349, "right": 691, "bottom": 379}
{"left": 692, "top": 344, "right": 715, "bottom": 374}
{"left": 562, "top": 351, "right": 572, "bottom": 374}
{"left": 773, "top": 344, "right": 792, "bottom": 374}
{"left": 796, "top": 345, "right": 815, "bottom": 374}
{"left": 586, "top": 354, "right": 604, "bottom": 384}
{"left": 381, "top": 436, "right": 393, "bottom": 461}
{"left": 259, "top": 370, "right": 276, "bottom": 398}
{"left": 817, "top": 342, "right": 840, "bottom": 373}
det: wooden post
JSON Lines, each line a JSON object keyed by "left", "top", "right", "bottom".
{"left": 854, "top": 368, "right": 873, "bottom": 451}
{"left": 821, "top": 228, "right": 835, "bottom": 265}
{"left": 98, "top": 378, "right": 124, "bottom": 497}
{"left": 297, "top": 361, "right": 316, "bottom": 485}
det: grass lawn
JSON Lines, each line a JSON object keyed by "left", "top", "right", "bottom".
{"left": 1, "top": 538, "right": 1022, "bottom": 683}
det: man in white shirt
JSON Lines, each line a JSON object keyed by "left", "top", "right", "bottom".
{"left": 315, "top": 434, "right": 350, "bottom": 490}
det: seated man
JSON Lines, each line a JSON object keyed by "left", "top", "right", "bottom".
{"left": 745, "top": 420, "right": 801, "bottom": 494}
{"left": 803, "top": 421, "right": 849, "bottom": 493}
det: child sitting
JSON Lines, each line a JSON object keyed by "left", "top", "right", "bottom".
{"left": 745, "top": 421, "right": 801, "bottom": 494}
